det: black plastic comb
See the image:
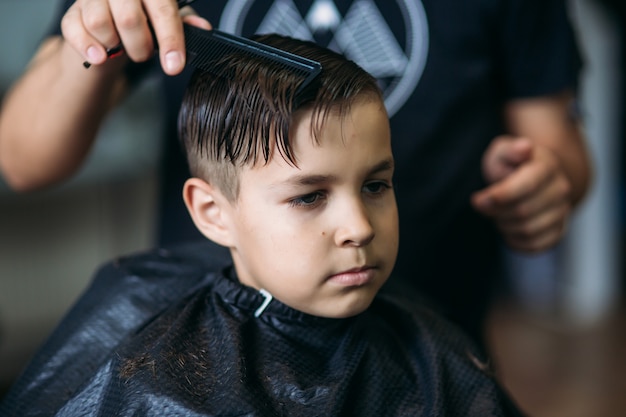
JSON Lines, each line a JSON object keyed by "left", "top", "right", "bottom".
{"left": 183, "top": 24, "right": 322, "bottom": 100}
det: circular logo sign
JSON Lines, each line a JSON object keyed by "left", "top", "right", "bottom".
{"left": 219, "top": 0, "right": 429, "bottom": 117}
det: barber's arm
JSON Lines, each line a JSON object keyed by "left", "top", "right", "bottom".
{"left": 0, "top": 0, "right": 210, "bottom": 191}
{"left": 0, "top": 35, "right": 128, "bottom": 190}
{"left": 471, "top": 91, "right": 592, "bottom": 252}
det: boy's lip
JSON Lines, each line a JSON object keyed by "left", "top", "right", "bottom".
{"left": 327, "top": 266, "right": 376, "bottom": 286}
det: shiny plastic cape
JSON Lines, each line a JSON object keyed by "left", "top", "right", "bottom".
{"left": 0, "top": 241, "right": 523, "bottom": 416}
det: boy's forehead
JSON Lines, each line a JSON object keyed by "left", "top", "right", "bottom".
{"left": 250, "top": 98, "right": 390, "bottom": 169}
{"left": 238, "top": 95, "right": 389, "bottom": 173}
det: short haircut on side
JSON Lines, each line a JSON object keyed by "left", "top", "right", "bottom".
{"left": 178, "top": 33, "right": 383, "bottom": 201}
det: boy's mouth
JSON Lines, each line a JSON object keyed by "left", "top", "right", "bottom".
{"left": 327, "top": 266, "right": 376, "bottom": 286}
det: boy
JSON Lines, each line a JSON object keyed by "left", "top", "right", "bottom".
{"left": 0, "top": 33, "right": 522, "bottom": 416}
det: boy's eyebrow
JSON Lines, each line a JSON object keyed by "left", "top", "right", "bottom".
{"left": 280, "top": 173, "right": 338, "bottom": 187}
{"left": 368, "top": 159, "right": 395, "bottom": 175}
{"left": 278, "top": 158, "right": 395, "bottom": 187}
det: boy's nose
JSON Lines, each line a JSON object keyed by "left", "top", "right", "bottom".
{"left": 334, "top": 201, "right": 375, "bottom": 248}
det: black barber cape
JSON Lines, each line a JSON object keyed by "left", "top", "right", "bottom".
{"left": 0, "top": 242, "right": 523, "bottom": 416}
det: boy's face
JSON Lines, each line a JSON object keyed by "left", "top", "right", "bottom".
{"left": 224, "top": 98, "right": 398, "bottom": 318}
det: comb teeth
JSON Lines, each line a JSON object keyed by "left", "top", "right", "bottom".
{"left": 183, "top": 24, "right": 322, "bottom": 98}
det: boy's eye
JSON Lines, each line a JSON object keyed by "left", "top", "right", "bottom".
{"left": 363, "top": 180, "right": 391, "bottom": 195}
{"left": 288, "top": 191, "right": 326, "bottom": 207}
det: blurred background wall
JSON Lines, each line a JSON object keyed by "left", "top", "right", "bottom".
{"left": 563, "top": 0, "right": 623, "bottom": 323}
{"left": 0, "top": 0, "right": 624, "bottom": 396}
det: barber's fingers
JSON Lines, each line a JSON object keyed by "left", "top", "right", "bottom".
{"left": 477, "top": 148, "right": 568, "bottom": 215}
{"left": 496, "top": 193, "right": 570, "bottom": 233}
{"left": 475, "top": 175, "right": 571, "bottom": 253}
{"left": 61, "top": 0, "right": 115, "bottom": 65}
{"left": 475, "top": 163, "right": 571, "bottom": 220}
{"left": 61, "top": 0, "right": 153, "bottom": 65}
{"left": 181, "top": 12, "right": 213, "bottom": 30}
{"left": 108, "top": 0, "right": 158, "bottom": 62}
{"left": 498, "top": 203, "right": 570, "bottom": 253}
{"left": 481, "top": 136, "right": 533, "bottom": 184}
{"left": 137, "top": 0, "right": 187, "bottom": 72}
{"left": 79, "top": 0, "right": 122, "bottom": 48}
{"left": 489, "top": 181, "right": 571, "bottom": 234}
{"left": 471, "top": 164, "right": 545, "bottom": 215}
{"left": 146, "top": 4, "right": 212, "bottom": 74}
{"left": 472, "top": 161, "right": 572, "bottom": 253}
{"left": 62, "top": 0, "right": 211, "bottom": 74}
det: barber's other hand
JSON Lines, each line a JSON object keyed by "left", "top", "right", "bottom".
{"left": 471, "top": 136, "right": 573, "bottom": 253}
{"left": 61, "top": 0, "right": 211, "bottom": 75}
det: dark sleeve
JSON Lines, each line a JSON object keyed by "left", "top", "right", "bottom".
{"left": 48, "top": 0, "right": 157, "bottom": 87}
{"left": 494, "top": 0, "right": 583, "bottom": 99}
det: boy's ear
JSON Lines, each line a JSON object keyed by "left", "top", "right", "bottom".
{"left": 182, "top": 178, "right": 236, "bottom": 247}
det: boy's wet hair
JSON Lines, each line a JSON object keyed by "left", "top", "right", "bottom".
{"left": 178, "top": 33, "right": 383, "bottom": 201}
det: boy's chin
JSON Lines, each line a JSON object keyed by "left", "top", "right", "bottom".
{"left": 310, "top": 294, "right": 378, "bottom": 319}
